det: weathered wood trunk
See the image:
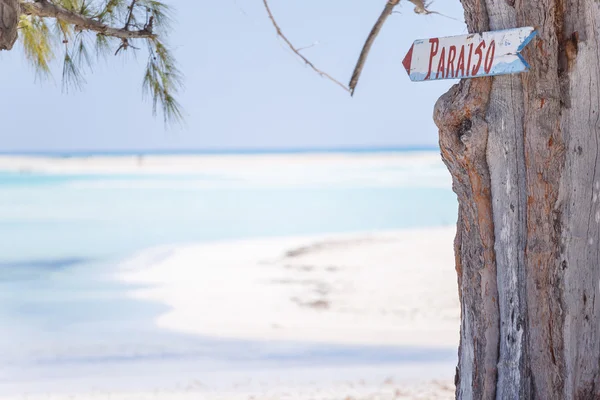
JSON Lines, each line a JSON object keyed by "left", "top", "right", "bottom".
{"left": 434, "top": 0, "right": 600, "bottom": 398}
{"left": 0, "top": 0, "right": 19, "bottom": 50}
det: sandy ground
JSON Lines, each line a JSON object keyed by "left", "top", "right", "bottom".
{"left": 118, "top": 227, "right": 459, "bottom": 348}
{"left": 3, "top": 381, "right": 454, "bottom": 400}
{"left": 0, "top": 228, "right": 459, "bottom": 400}
{"left": 72, "top": 227, "right": 460, "bottom": 400}
{"left": 0, "top": 362, "right": 455, "bottom": 400}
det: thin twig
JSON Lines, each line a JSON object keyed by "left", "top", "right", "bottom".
{"left": 348, "top": 0, "right": 400, "bottom": 96}
{"left": 409, "top": 0, "right": 461, "bottom": 21}
{"left": 297, "top": 41, "right": 319, "bottom": 52}
{"left": 424, "top": 11, "right": 461, "bottom": 21}
{"left": 124, "top": 0, "right": 138, "bottom": 30}
{"left": 262, "top": 0, "right": 350, "bottom": 93}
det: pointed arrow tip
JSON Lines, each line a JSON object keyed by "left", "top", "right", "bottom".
{"left": 402, "top": 44, "right": 414, "bottom": 76}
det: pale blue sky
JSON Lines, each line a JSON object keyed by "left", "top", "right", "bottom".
{"left": 0, "top": 0, "right": 465, "bottom": 152}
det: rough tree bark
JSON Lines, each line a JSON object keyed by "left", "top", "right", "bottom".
{"left": 0, "top": 0, "right": 19, "bottom": 50}
{"left": 21, "top": 1, "right": 155, "bottom": 39}
{"left": 434, "top": 0, "right": 600, "bottom": 398}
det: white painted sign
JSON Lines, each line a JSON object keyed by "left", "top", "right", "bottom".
{"left": 402, "top": 27, "right": 537, "bottom": 82}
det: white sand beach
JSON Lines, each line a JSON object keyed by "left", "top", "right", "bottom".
{"left": 111, "top": 227, "right": 458, "bottom": 400}
{"left": 5, "top": 380, "right": 455, "bottom": 400}
{"left": 118, "top": 227, "right": 459, "bottom": 348}
{"left": 1, "top": 227, "right": 458, "bottom": 400}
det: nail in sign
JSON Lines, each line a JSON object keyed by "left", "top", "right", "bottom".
{"left": 402, "top": 27, "right": 537, "bottom": 82}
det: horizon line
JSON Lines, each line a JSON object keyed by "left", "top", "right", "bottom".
{"left": 0, "top": 145, "right": 441, "bottom": 157}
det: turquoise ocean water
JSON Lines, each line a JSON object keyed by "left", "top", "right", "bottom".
{"left": 0, "top": 150, "right": 459, "bottom": 394}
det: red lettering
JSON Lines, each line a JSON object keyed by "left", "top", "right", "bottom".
{"left": 472, "top": 41, "right": 486, "bottom": 76}
{"left": 484, "top": 40, "right": 496, "bottom": 74}
{"left": 425, "top": 39, "right": 439, "bottom": 80}
{"left": 447, "top": 46, "right": 457, "bottom": 79}
{"left": 456, "top": 45, "right": 466, "bottom": 77}
{"left": 466, "top": 43, "right": 473, "bottom": 76}
{"left": 436, "top": 47, "right": 446, "bottom": 79}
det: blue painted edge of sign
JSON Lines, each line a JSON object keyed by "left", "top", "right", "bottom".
{"left": 517, "top": 30, "right": 538, "bottom": 53}
{"left": 516, "top": 53, "right": 531, "bottom": 71}
{"left": 409, "top": 68, "right": 530, "bottom": 82}
{"left": 515, "top": 30, "right": 537, "bottom": 70}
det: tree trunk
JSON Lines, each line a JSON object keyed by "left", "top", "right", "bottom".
{"left": 434, "top": 0, "right": 600, "bottom": 398}
{"left": 0, "top": 0, "right": 19, "bottom": 50}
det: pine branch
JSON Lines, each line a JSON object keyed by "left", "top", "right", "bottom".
{"left": 21, "top": 0, "right": 155, "bottom": 40}
{"left": 19, "top": 0, "right": 183, "bottom": 125}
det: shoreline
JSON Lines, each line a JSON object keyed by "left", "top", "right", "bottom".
{"left": 117, "top": 226, "right": 459, "bottom": 348}
{"left": 0, "top": 227, "right": 459, "bottom": 399}
{"left": 0, "top": 146, "right": 439, "bottom": 157}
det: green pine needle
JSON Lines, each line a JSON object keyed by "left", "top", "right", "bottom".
{"left": 143, "top": 38, "right": 184, "bottom": 125}
{"left": 19, "top": 15, "right": 54, "bottom": 76}
{"left": 18, "top": 0, "right": 183, "bottom": 125}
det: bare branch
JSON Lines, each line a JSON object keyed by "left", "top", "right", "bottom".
{"left": 349, "top": 0, "right": 399, "bottom": 96}
{"left": 21, "top": 0, "right": 155, "bottom": 40}
{"left": 262, "top": 0, "right": 350, "bottom": 94}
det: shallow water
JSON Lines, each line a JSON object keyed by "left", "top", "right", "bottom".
{"left": 0, "top": 153, "right": 458, "bottom": 394}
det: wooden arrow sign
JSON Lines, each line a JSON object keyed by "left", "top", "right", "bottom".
{"left": 402, "top": 27, "right": 537, "bottom": 82}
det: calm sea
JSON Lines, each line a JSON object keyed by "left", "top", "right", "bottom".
{"left": 0, "top": 150, "right": 458, "bottom": 394}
